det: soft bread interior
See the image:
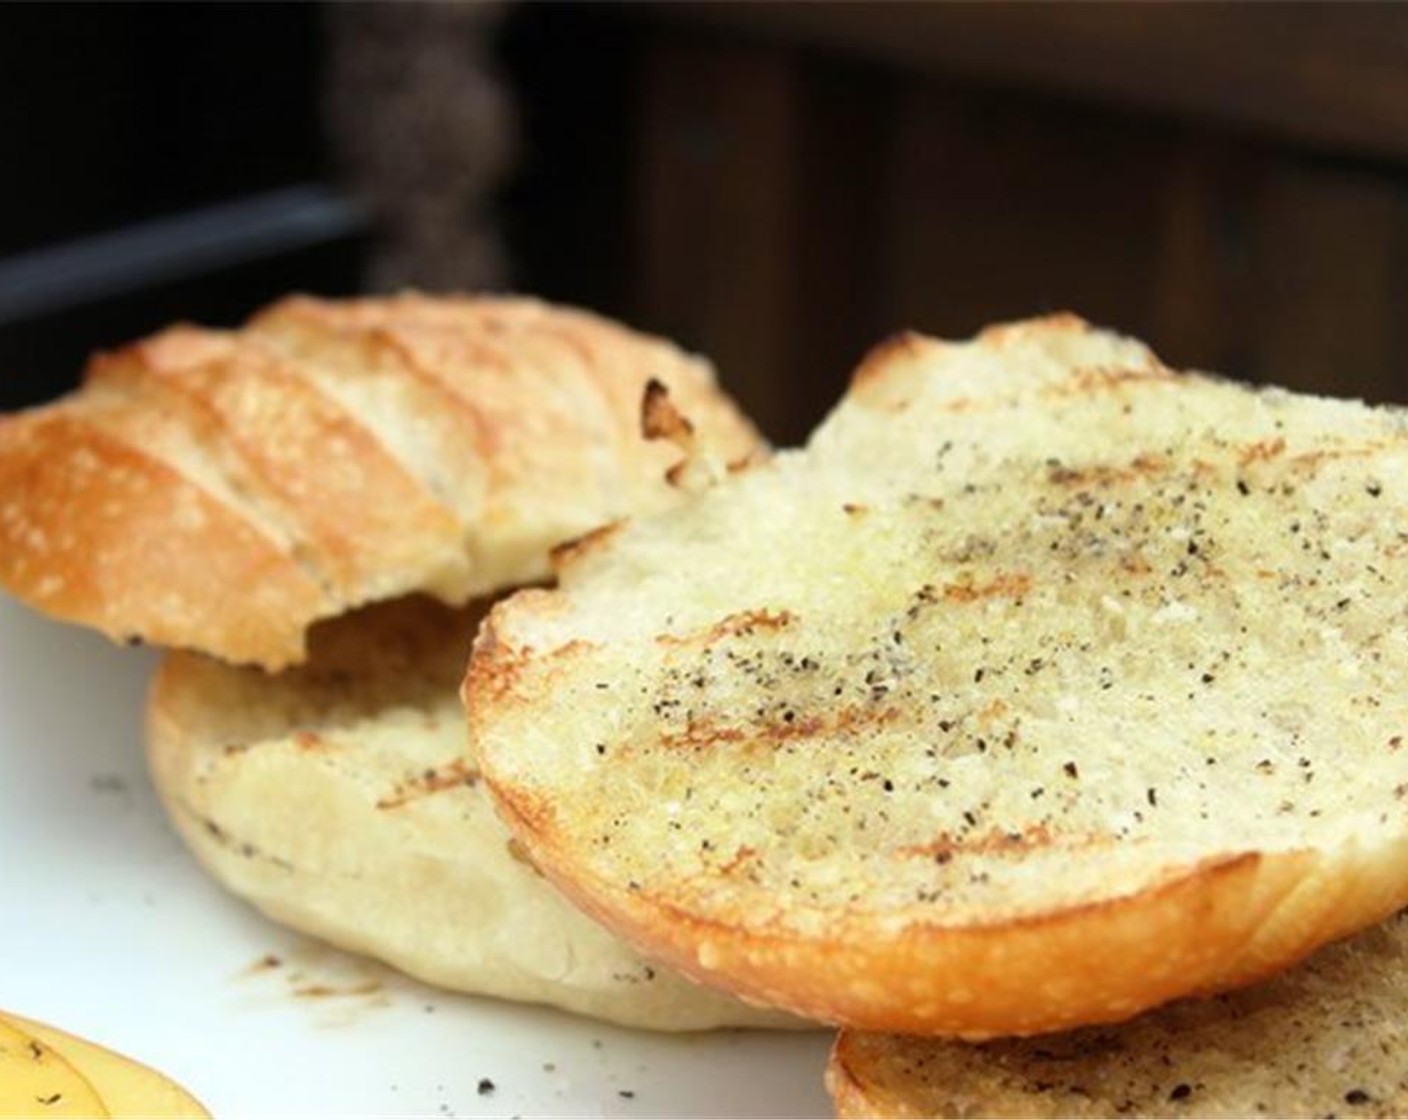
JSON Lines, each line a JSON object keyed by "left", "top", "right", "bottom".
{"left": 469, "top": 315, "right": 1408, "bottom": 1036}
{"left": 146, "top": 595, "right": 803, "bottom": 1031}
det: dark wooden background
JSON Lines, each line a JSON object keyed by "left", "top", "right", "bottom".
{"left": 622, "top": 4, "right": 1408, "bottom": 443}
{"left": 4, "top": 3, "right": 1408, "bottom": 447}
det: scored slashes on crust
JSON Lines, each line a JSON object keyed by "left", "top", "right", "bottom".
{"left": 0, "top": 294, "right": 761, "bottom": 667}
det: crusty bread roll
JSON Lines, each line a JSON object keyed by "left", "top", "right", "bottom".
{"left": 468, "top": 314, "right": 1408, "bottom": 1038}
{"left": 826, "top": 910, "right": 1408, "bottom": 1118}
{"left": 147, "top": 594, "right": 801, "bottom": 1030}
{"left": 1, "top": 293, "right": 781, "bottom": 1027}
{"left": 0, "top": 293, "right": 760, "bottom": 668}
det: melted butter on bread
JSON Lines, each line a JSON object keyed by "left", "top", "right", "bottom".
{"left": 469, "top": 314, "right": 1408, "bottom": 1037}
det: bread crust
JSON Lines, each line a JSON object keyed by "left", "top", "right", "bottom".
{"left": 0, "top": 409, "right": 329, "bottom": 663}
{"left": 468, "top": 314, "right": 1408, "bottom": 1037}
{"left": 0, "top": 293, "right": 761, "bottom": 667}
{"left": 475, "top": 616, "right": 1408, "bottom": 1035}
{"left": 827, "top": 911, "right": 1408, "bottom": 1118}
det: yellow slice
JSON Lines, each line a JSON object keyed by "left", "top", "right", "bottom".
{"left": 3, "top": 1014, "right": 207, "bottom": 1119}
{"left": 0, "top": 1014, "right": 108, "bottom": 1117}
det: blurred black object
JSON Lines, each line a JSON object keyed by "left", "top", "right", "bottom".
{"left": 6, "top": 2, "right": 1408, "bottom": 445}
{"left": 0, "top": 3, "right": 365, "bottom": 408}
{"left": 0, "top": 1, "right": 603, "bottom": 411}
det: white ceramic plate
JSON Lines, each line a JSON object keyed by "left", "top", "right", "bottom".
{"left": 0, "top": 595, "right": 834, "bottom": 1116}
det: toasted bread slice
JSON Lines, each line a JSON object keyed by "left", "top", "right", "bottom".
{"left": 146, "top": 594, "right": 799, "bottom": 1030}
{"left": 0, "top": 293, "right": 760, "bottom": 668}
{"left": 827, "top": 910, "right": 1408, "bottom": 1118}
{"left": 468, "top": 314, "right": 1408, "bottom": 1037}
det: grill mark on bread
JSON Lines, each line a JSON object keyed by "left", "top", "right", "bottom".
{"left": 658, "top": 722, "right": 752, "bottom": 751}
{"left": 895, "top": 826, "right": 1113, "bottom": 862}
{"left": 643, "top": 378, "right": 705, "bottom": 490}
{"left": 550, "top": 522, "right": 624, "bottom": 572}
{"left": 469, "top": 313, "right": 1408, "bottom": 1034}
{"left": 1062, "top": 364, "right": 1172, "bottom": 394}
{"left": 1047, "top": 454, "right": 1168, "bottom": 488}
{"left": 657, "top": 704, "right": 902, "bottom": 752}
{"left": 657, "top": 608, "right": 798, "bottom": 647}
{"left": 180, "top": 802, "right": 296, "bottom": 870}
{"left": 718, "top": 845, "right": 760, "bottom": 878}
{"left": 376, "top": 758, "right": 480, "bottom": 810}
{"left": 1240, "top": 436, "right": 1288, "bottom": 465}
{"left": 1284, "top": 442, "right": 1393, "bottom": 472}
{"left": 939, "top": 573, "right": 1033, "bottom": 604}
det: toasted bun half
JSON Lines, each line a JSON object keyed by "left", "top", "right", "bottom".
{"left": 0, "top": 293, "right": 760, "bottom": 668}
{"left": 827, "top": 910, "right": 1408, "bottom": 1118}
{"left": 468, "top": 314, "right": 1408, "bottom": 1037}
{"left": 147, "top": 594, "right": 801, "bottom": 1031}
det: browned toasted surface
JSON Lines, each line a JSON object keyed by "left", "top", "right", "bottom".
{"left": 0, "top": 293, "right": 760, "bottom": 667}
{"left": 827, "top": 911, "right": 1408, "bottom": 1118}
{"left": 467, "top": 315, "right": 1408, "bottom": 1037}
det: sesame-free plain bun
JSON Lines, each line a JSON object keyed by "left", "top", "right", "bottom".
{"left": 468, "top": 315, "right": 1408, "bottom": 1038}
{"left": 148, "top": 595, "right": 801, "bottom": 1031}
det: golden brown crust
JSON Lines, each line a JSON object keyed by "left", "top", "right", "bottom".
{"left": 89, "top": 326, "right": 466, "bottom": 604}
{"left": 468, "top": 314, "right": 1408, "bottom": 1038}
{"left": 548, "top": 523, "right": 625, "bottom": 574}
{"left": 849, "top": 332, "right": 936, "bottom": 390}
{"left": 825, "top": 1036, "right": 878, "bottom": 1119}
{"left": 0, "top": 293, "right": 762, "bottom": 666}
{"left": 0, "top": 408, "right": 327, "bottom": 665}
{"left": 641, "top": 377, "right": 697, "bottom": 449}
{"left": 469, "top": 698, "right": 1402, "bottom": 1034}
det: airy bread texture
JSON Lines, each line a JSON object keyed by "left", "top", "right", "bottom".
{"left": 827, "top": 910, "right": 1408, "bottom": 1118}
{"left": 0, "top": 293, "right": 759, "bottom": 668}
{"left": 468, "top": 314, "right": 1408, "bottom": 1038}
{"left": 147, "top": 594, "right": 800, "bottom": 1031}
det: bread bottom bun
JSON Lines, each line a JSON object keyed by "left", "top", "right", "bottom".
{"left": 146, "top": 595, "right": 801, "bottom": 1031}
{"left": 828, "top": 909, "right": 1408, "bottom": 1118}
